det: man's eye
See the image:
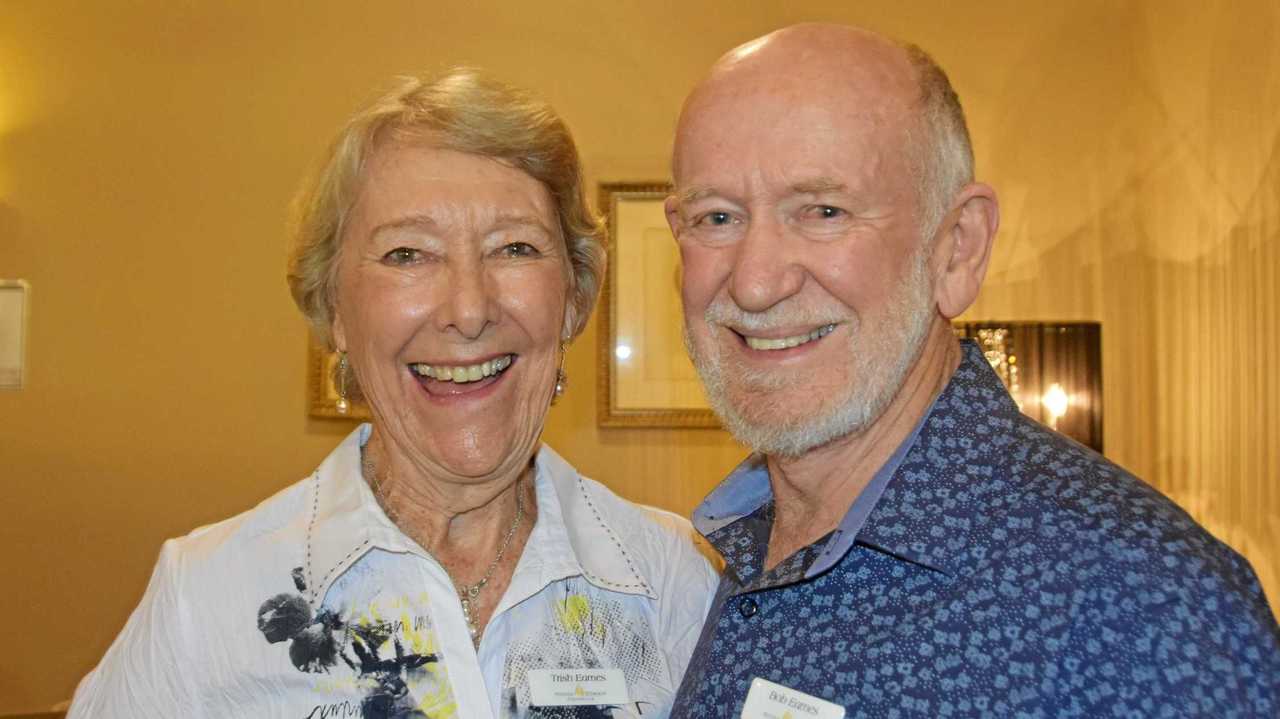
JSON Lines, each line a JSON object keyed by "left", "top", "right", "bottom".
{"left": 696, "top": 211, "right": 734, "bottom": 227}
{"left": 499, "top": 242, "right": 539, "bottom": 258}
{"left": 809, "top": 205, "right": 846, "bottom": 220}
{"left": 382, "top": 247, "right": 421, "bottom": 265}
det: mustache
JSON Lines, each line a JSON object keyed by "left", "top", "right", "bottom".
{"left": 703, "top": 299, "right": 848, "bottom": 332}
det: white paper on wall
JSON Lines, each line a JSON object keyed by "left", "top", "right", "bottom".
{"left": 0, "top": 280, "right": 29, "bottom": 389}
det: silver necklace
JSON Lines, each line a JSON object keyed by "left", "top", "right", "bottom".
{"left": 361, "top": 450, "right": 525, "bottom": 645}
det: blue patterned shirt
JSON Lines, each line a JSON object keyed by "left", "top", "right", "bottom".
{"left": 672, "top": 340, "right": 1280, "bottom": 718}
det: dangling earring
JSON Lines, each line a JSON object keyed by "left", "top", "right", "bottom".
{"left": 552, "top": 341, "right": 568, "bottom": 404}
{"left": 335, "top": 352, "right": 351, "bottom": 415}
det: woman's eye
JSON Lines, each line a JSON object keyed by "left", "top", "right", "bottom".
{"left": 499, "top": 242, "right": 539, "bottom": 258}
{"left": 382, "top": 247, "right": 421, "bottom": 265}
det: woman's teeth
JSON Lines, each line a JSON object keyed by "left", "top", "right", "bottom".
{"left": 410, "top": 354, "right": 513, "bottom": 383}
{"left": 744, "top": 323, "right": 836, "bottom": 351}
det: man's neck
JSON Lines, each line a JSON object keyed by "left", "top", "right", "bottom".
{"left": 763, "top": 320, "right": 962, "bottom": 570}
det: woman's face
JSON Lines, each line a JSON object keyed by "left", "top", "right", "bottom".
{"left": 332, "top": 143, "right": 570, "bottom": 483}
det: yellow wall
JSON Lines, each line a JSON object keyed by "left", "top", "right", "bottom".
{"left": 1, "top": 1, "right": 1276, "bottom": 711}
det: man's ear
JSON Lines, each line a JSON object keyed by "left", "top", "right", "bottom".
{"left": 664, "top": 195, "right": 682, "bottom": 239}
{"left": 931, "top": 183, "right": 999, "bottom": 319}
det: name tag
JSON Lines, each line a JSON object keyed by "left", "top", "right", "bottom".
{"left": 741, "top": 677, "right": 846, "bottom": 719}
{"left": 528, "top": 668, "right": 629, "bottom": 706}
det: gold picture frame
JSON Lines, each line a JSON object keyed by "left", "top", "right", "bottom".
{"left": 307, "top": 334, "right": 370, "bottom": 420}
{"left": 597, "top": 182, "right": 719, "bottom": 428}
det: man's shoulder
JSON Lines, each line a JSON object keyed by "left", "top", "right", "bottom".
{"left": 997, "top": 418, "right": 1223, "bottom": 554}
{"left": 969, "top": 417, "right": 1276, "bottom": 633}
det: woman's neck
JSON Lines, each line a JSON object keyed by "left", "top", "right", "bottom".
{"left": 361, "top": 431, "right": 538, "bottom": 582}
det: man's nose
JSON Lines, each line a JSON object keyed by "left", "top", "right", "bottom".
{"left": 728, "top": 217, "right": 805, "bottom": 313}
{"left": 436, "top": 261, "right": 499, "bottom": 339}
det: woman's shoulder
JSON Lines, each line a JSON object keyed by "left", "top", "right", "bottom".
{"left": 156, "top": 470, "right": 317, "bottom": 588}
{"left": 177, "top": 474, "right": 314, "bottom": 556}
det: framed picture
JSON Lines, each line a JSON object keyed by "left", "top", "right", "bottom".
{"left": 307, "top": 334, "right": 370, "bottom": 420}
{"left": 597, "top": 182, "right": 718, "bottom": 428}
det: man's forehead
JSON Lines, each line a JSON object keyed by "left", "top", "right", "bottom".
{"left": 697, "top": 25, "right": 917, "bottom": 107}
{"left": 672, "top": 90, "right": 910, "bottom": 193}
{"left": 673, "top": 31, "right": 918, "bottom": 181}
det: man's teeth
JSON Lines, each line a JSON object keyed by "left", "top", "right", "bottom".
{"left": 410, "top": 354, "right": 513, "bottom": 383}
{"left": 744, "top": 324, "right": 836, "bottom": 351}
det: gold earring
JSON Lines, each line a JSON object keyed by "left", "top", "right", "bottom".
{"left": 552, "top": 342, "right": 568, "bottom": 404}
{"left": 335, "top": 352, "right": 350, "bottom": 415}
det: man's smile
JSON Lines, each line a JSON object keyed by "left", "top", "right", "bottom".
{"left": 738, "top": 323, "right": 837, "bottom": 351}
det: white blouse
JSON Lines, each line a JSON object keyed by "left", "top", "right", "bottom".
{"left": 69, "top": 425, "right": 719, "bottom": 718}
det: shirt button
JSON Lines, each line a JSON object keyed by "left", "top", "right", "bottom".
{"left": 738, "top": 597, "right": 759, "bottom": 618}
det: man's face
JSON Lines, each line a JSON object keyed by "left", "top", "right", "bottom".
{"left": 668, "top": 73, "right": 939, "bottom": 457}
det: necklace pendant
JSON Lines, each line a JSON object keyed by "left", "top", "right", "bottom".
{"left": 460, "top": 597, "right": 479, "bottom": 640}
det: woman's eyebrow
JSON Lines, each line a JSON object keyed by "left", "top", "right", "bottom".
{"left": 490, "top": 212, "right": 554, "bottom": 233}
{"left": 370, "top": 214, "right": 439, "bottom": 239}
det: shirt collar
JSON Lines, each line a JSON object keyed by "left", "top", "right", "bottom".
{"left": 692, "top": 339, "right": 1024, "bottom": 581}
{"left": 302, "top": 424, "right": 403, "bottom": 604}
{"left": 532, "top": 444, "right": 658, "bottom": 599}
{"left": 304, "top": 426, "right": 656, "bottom": 604}
{"left": 854, "top": 339, "right": 1027, "bottom": 576}
{"left": 692, "top": 402, "right": 932, "bottom": 584}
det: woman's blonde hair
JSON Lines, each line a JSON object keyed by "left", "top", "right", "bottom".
{"left": 287, "top": 68, "right": 606, "bottom": 350}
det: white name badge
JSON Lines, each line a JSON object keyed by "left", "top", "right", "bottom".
{"left": 741, "top": 677, "right": 846, "bottom": 719}
{"left": 528, "top": 668, "right": 630, "bottom": 706}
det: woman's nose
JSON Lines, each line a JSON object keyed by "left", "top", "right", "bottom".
{"left": 436, "top": 261, "right": 500, "bottom": 339}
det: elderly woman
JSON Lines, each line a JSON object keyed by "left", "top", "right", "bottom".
{"left": 69, "top": 69, "right": 718, "bottom": 719}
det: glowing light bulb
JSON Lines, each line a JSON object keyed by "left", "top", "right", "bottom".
{"left": 1042, "top": 383, "right": 1069, "bottom": 429}
{"left": 615, "top": 344, "right": 632, "bottom": 360}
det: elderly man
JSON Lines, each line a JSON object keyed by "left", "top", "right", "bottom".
{"left": 666, "top": 23, "right": 1279, "bottom": 718}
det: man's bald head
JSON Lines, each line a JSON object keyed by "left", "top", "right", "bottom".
{"left": 674, "top": 23, "right": 973, "bottom": 234}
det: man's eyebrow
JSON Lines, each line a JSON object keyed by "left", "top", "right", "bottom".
{"left": 675, "top": 186, "right": 718, "bottom": 205}
{"left": 673, "top": 180, "right": 848, "bottom": 205}
{"left": 791, "top": 178, "right": 847, "bottom": 195}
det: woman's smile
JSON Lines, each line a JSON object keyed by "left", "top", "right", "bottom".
{"left": 408, "top": 353, "right": 516, "bottom": 398}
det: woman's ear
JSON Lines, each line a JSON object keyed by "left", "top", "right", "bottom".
{"left": 330, "top": 311, "right": 348, "bottom": 354}
{"left": 931, "top": 183, "right": 1000, "bottom": 319}
{"left": 561, "top": 308, "right": 577, "bottom": 343}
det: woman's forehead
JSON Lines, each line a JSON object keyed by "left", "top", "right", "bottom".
{"left": 350, "top": 144, "right": 558, "bottom": 234}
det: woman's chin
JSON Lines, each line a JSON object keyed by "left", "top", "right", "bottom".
{"left": 410, "top": 430, "right": 538, "bottom": 484}
{"left": 373, "top": 369, "right": 549, "bottom": 483}
{"left": 433, "top": 455, "right": 525, "bottom": 484}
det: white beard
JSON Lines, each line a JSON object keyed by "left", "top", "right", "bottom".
{"left": 685, "top": 249, "right": 935, "bottom": 458}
